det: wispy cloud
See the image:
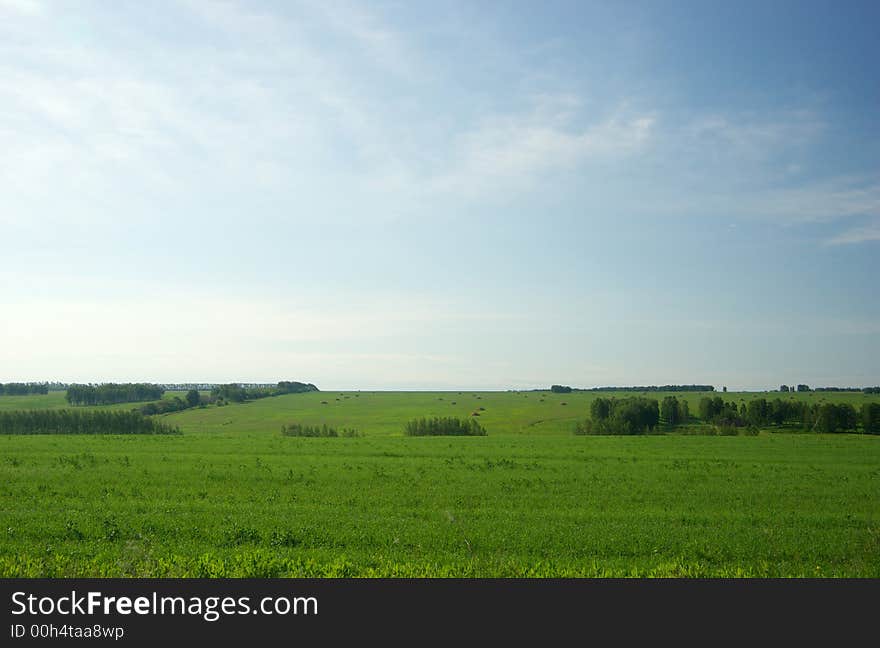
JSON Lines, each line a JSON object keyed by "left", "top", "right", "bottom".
{"left": 826, "top": 219, "right": 880, "bottom": 245}
{"left": 428, "top": 103, "right": 654, "bottom": 198}
{"left": 733, "top": 177, "right": 880, "bottom": 225}
{"left": 4, "top": 0, "right": 867, "bottom": 238}
{"left": 682, "top": 110, "right": 822, "bottom": 158}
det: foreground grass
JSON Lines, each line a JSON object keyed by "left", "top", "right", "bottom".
{"left": 2, "top": 431, "right": 878, "bottom": 577}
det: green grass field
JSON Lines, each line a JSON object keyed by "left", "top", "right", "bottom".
{"left": 1, "top": 390, "right": 879, "bottom": 577}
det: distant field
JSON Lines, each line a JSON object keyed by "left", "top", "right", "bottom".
{"left": 0, "top": 390, "right": 202, "bottom": 413}
{"left": 161, "top": 389, "right": 880, "bottom": 436}
{"left": 1, "top": 390, "right": 879, "bottom": 576}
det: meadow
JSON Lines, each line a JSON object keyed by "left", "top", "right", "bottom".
{"left": 1, "top": 390, "right": 879, "bottom": 577}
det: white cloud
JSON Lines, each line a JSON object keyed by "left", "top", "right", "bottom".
{"left": 0, "top": 0, "right": 42, "bottom": 16}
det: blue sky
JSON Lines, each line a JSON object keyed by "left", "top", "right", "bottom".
{"left": 1, "top": 0, "right": 878, "bottom": 390}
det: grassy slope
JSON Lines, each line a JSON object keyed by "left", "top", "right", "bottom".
{"left": 1, "top": 390, "right": 878, "bottom": 576}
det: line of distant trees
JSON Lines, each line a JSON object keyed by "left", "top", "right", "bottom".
{"left": 778, "top": 384, "right": 815, "bottom": 392}
{"left": 553, "top": 383, "right": 880, "bottom": 395}
{"left": 0, "top": 382, "right": 49, "bottom": 396}
{"left": 0, "top": 410, "right": 180, "bottom": 435}
{"left": 65, "top": 383, "right": 165, "bottom": 406}
{"left": 553, "top": 385, "right": 715, "bottom": 393}
{"left": 211, "top": 381, "right": 318, "bottom": 403}
{"left": 585, "top": 385, "right": 715, "bottom": 393}
{"left": 778, "top": 385, "right": 880, "bottom": 393}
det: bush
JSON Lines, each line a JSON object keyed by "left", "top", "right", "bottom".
{"left": 714, "top": 423, "right": 759, "bottom": 436}
{"left": 574, "top": 419, "right": 614, "bottom": 435}
{"left": 139, "top": 397, "right": 189, "bottom": 416}
{"left": 404, "top": 417, "right": 486, "bottom": 436}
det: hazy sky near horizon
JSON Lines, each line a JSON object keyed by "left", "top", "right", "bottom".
{"left": 2, "top": 0, "right": 878, "bottom": 390}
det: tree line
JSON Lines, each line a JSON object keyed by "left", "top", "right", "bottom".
{"left": 281, "top": 423, "right": 360, "bottom": 437}
{"left": 139, "top": 390, "right": 203, "bottom": 415}
{"left": 66, "top": 383, "right": 165, "bottom": 406}
{"left": 404, "top": 417, "right": 487, "bottom": 436}
{"left": 0, "top": 382, "right": 49, "bottom": 396}
{"left": 580, "top": 385, "right": 715, "bottom": 393}
{"left": 211, "top": 381, "right": 318, "bottom": 403}
{"left": 780, "top": 385, "right": 880, "bottom": 394}
{"left": 576, "top": 394, "right": 880, "bottom": 435}
{"left": 699, "top": 396, "right": 879, "bottom": 433}
{"left": 0, "top": 409, "right": 180, "bottom": 435}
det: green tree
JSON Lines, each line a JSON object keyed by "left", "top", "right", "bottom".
{"left": 861, "top": 403, "right": 880, "bottom": 435}
{"left": 679, "top": 399, "right": 690, "bottom": 423}
{"left": 661, "top": 396, "right": 681, "bottom": 425}
{"left": 590, "top": 397, "right": 612, "bottom": 421}
{"left": 746, "top": 398, "right": 770, "bottom": 426}
{"left": 185, "top": 389, "right": 201, "bottom": 408}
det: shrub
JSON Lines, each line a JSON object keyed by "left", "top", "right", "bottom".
{"left": 715, "top": 423, "right": 740, "bottom": 436}
{"left": 574, "top": 419, "right": 614, "bottom": 435}
{"left": 139, "top": 397, "right": 189, "bottom": 416}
